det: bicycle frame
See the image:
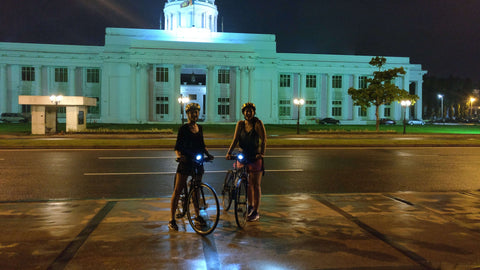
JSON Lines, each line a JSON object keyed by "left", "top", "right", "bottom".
{"left": 176, "top": 154, "right": 219, "bottom": 235}
{"left": 225, "top": 153, "right": 250, "bottom": 228}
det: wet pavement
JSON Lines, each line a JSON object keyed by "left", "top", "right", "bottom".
{"left": 1, "top": 192, "right": 480, "bottom": 270}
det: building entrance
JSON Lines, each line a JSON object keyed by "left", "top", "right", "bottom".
{"left": 180, "top": 67, "right": 207, "bottom": 121}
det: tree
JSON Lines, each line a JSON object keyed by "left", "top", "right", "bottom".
{"left": 348, "top": 56, "right": 419, "bottom": 131}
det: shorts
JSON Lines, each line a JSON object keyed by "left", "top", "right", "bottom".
{"left": 235, "top": 158, "right": 264, "bottom": 173}
{"left": 176, "top": 161, "right": 204, "bottom": 175}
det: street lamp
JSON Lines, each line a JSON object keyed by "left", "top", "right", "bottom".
{"left": 400, "top": 100, "right": 411, "bottom": 135}
{"left": 470, "top": 97, "right": 476, "bottom": 117}
{"left": 178, "top": 96, "right": 190, "bottom": 124}
{"left": 50, "top": 95, "right": 63, "bottom": 133}
{"left": 293, "top": 98, "right": 305, "bottom": 134}
{"left": 437, "top": 94, "right": 444, "bottom": 122}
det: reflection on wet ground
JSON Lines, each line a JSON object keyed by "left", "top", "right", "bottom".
{"left": 1, "top": 192, "right": 480, "bottom": 269}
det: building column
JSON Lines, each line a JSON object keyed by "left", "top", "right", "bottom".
{"left": 352, "top": 74, "right": 359, "bottom": 121}
{"left": 230, "top": 66, "right": 238, "bottom": 121}
{"left": 206, "top": 65, "right": 216, "bottom": 123}
{"left": 173, "top": 64, "right": 182, "bottom": 124}
{"left": 239, "top": 67, "right": 248, "bottom": 120}
{"left": 130, "top": 63, "right": 138, "bottom": 122}
{"left": 68, "top": 67, "right": 76, "bottom": 96}
{"left": 248, "top": 66, "right": 255, "bottom": 102}
{"left": 298, "top": 73, "right": 306, "bottom": 122}
{"left": 343, "top": 75, "right": 352, "bottom": 120}
{"left": 0, "top": 64, "right": 7, "bottom": 112}
{"left": 326, "top": 74, "right": 332, "bottom": 117}
{"left": 34, "top": 65, "right": 42, "bottom": 96}
{"left": 138, "top": 64, "right": 149, "bottom": 122}
{"left": 415, "top": 80, "right": 423, "bottom": 119}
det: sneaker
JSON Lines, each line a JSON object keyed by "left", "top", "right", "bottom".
{"left": 247, "top": 210, "right": 259, "bottom": 222}
{"left": 194, "top": 216, "right": 207, "bottom": 226}
{"left": 168, "top": 220, "right": 178, "bottom": 231}
{"left": 248, "top": 206, "right": 254, "bottom": 216}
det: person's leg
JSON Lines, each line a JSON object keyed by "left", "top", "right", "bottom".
{"left": 170, "top": 173, "right": 187, "bottom": 229}
{"left": 251, "top": 172, "right": 262, "bottom": 212}
{"left": 248, "top": 172, "right": 262, "bottom": 221}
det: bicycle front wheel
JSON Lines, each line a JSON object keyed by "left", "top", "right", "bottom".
{"left": 234, "top": 177, "right": 248, "bottom": 228}
{"left": 187, "top": 183, "right": 220, "bottom": 235}
{"left": 222, "top": 170, "right": 235, "bottom": 211}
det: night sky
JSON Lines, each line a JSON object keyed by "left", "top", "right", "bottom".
{"left": 1, "top": 0, "right": 479, "bottom": 81}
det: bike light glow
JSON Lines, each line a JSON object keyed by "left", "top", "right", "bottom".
{"left": 196, "top": 154, "right": 203, "bottom": 161}
{"left": 238, "top": 153, "right": 244, "bottom": 161}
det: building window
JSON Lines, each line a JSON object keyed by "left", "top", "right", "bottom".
{"left": 279, "top": 99, "right": 291, "bottom": 116}
{"left": 358, "top": 107, "right": 367, "bottom": 117}
{"left": 218, "top": 69, "right": 230, "bottom": 84}
{"left": 332, "top": 100, "right": 342, "bottom": 116}
{"left": 21, "top": 66, "right": 35, "bottom": 82}
{"left": 306, "top": 75, "right": 316, "bottom": 88}
{"left": 305, "top": 100, "right": 317, "bottom": 116}
{"left": 384, "top": 107, "right": 391, "bottom": 117}
{"left": 156, "top": 67, "right": 169, "bottom": 82}
{"left": 55, "top": 68, "right": 68, "bottom": 83}
{"left": 87, "top": 68, "right": 100, "bottom": 83}
{"left": 217, "top": 97, "right": 230, "bottom": 115}
{"left": 332, "top": 75, "right": 342, "bottom": 88}
{"left": 156, "top": 96, "right": 169, "bottom": 115}
{"left": 359, "top": 76, "right": 368, "bottom": 89}
{"left": 280, "top": 74, "right": 291, "bottom": 87}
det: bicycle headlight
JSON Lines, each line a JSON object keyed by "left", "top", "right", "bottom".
{"left": 195, "top": 154, "right": 203, "bottom": 161}
{"left": 237, "top": 153, "right": 244, "bottom": 161}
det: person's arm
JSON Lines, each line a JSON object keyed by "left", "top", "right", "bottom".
{"left": 174, "top": 125, "right": 187, "bottom": 160}
{"left": 256, "top": 120, "right": 267, "bottom": 159}
{"left": 199, "top": 125, "right": 214, "bottom": 160}
{"left": 226, "top": 121, "right": 242, "bottom": 159}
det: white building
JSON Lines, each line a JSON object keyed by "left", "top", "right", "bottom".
{"left": 0, "top": 0, "right": 426, "bottom": 125}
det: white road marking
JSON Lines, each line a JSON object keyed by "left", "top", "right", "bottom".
{"left": 84, "top": 168, "right": 303, "bottom": 176}
{"left": 97, "top": 155, "right": 294, "bottom": 160}
{"left": 98, "top": 156, "right": 173, "bottom": 160}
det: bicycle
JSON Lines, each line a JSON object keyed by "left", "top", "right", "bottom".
{"left": 222, "top": 153, "right": 249, "bottom": 228}
{"left": 174, "top": 154, "right": 220, "bottom": 235}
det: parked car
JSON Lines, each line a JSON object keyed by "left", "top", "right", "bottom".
{"left": 0, "top": 113, "right": 29, "bottom": 123}
{"left": 408, "top": 119, "right": 425, "bottom": 125}
{"left": 317, "top": 117, "right": 340, "bottom": 125}
{"left": 379, "top": 118, "right": 396, "bottom": 125}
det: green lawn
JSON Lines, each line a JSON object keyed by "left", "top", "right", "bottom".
{"left": 1, "top": 122, "right": 480, "bottom": 135}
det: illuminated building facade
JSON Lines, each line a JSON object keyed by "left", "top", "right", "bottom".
{"left": 0, "top": 0, "right": 426, "bottom": 124}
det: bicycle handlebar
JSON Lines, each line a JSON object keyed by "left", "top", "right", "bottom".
{"left": 176, "top": 154, "right": 214, "bottom": 163}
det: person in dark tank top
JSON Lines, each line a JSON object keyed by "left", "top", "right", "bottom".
{"left": 169, "top": 103, "right": 214, "bottom": 231}
{"left": 226, "top": 102, "right": 267, "bottom": 222}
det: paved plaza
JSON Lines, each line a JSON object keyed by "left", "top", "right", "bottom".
{"left": 1, "top": 192, "right": 480, "bottom": 269}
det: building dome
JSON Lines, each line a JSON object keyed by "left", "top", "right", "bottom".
{"left": 164, "top": 0, "right": 218, "bottom": 32}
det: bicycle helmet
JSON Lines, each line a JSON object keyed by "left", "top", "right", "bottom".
{"left": 241, "top": 102, "right": 256, "bottom": 113}
{"left": 185, "top": 103, "right": 201, "bottom": 113}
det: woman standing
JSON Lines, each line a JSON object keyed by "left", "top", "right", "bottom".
{"left": 169, "top": 103, "right": 213, "bottom": 231}
{"left": 226, "top": 102, "right": 266, "bottom": 222}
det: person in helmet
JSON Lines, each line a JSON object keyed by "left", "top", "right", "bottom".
{"left": 226, "top": 102, "right": 267, "bottom": 222}
{"left": 169, "top": 102, "right": 214, "bottom": 231}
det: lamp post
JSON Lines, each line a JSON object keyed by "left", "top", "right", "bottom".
{"left": 178, "top": 96, "right": 190, "bottom": 124}
{"left": 50, "top": 95, "right": 63, "bottom": 133}
{"left": 400, "top": 100, "right": 411, "bottom": 135}
{"left": 437, "top": 94, "right": 444, "bottom": 122}
{"left": 470, "top": 97, "right": 476, "bottom": 117}
{"left": 293, "top": 98, "right": 305, "bottom": 134}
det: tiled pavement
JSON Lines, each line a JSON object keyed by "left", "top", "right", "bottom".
{"left": 1, "top": 192, "right": 480, "bottom": 269}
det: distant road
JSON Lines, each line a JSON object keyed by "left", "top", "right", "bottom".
{"left": 0, "top": 147, "right": 479, "bottom": 202}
